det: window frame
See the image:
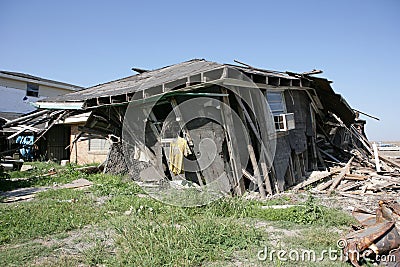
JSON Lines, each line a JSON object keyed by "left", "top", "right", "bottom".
{"left": 88, "top": 137, "right": 110, "bottom": 152}
{"left": 265, "top": 90, "right": 287, "bottom": 116}
{"left": 26, "top": 83, "right": 39, "bottom": 97}
{"left": 265, "top": 90, "right": 296, "bottom": 132}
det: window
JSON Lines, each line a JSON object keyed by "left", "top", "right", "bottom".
{"left": 274, "top": 113, "right": 295, "bottom": 131}
{"left": 266, "top": 91, "right": 295, "bottom": 131}
{"left": 266, "top": 91, "right": 285, "bottom": 115}
{"left": 27, "top": 83, "right": 39, "bottom": 97}
{"left": 88, "top": 138, "right": 110, "bottom": 151}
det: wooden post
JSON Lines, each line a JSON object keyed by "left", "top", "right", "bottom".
{"left": 316, "top": 147, "right": 327, "bottom": 170}
{"left": 372, "top": 143, "right": 381, "bottom": 172}
{"left": 220, "top": 89, "right": 245, "bottom": 195}
{"left": 248, "top": 144, "right": 266, "bottom": 198}
{"left": 294, "top": 153, "right": 302, "bottom": 181}
{"left": 310, "top": 137, "right": 318, "bottom": 170}
{"left": 260, "top": 162, "right": 273, "bottom": 195}
{"left": 233, "top": 93, "right": 274, "bottom": 195}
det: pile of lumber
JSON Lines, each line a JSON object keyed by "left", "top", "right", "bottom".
{"left": 292, "top": 150, "right": 400, "bottom": 199}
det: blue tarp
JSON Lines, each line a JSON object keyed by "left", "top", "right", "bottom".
{"left": 16, "top": 135, "right": 34, "bottom": 160}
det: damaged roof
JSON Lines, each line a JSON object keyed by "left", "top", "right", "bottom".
{"left": 36, "top": 60, "right": 223, "bottom": 102}
{"left": 34, "top": 59, "right": 356, "bottom": 125}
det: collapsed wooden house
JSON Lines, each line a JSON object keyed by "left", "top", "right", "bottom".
{"left": 1, "top": 59, "right": 370, "bottom": 199}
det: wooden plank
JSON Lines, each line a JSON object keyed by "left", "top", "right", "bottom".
{"left": 310, "top": 137, "right": 318, "bottom": 170}
{"left": 3, "top": 110, "right": 48, "bottom": 127}
{"left": 260, "top": 162, "right": 273, "bottom": 195}
{"left": 337, "top": 192, "right": 363, "bottom": 200}
{"left": 7, "top": 128, "right": 28, "bottom": 139}
{"left": 242, "top": 168, "right": 257, "bottom": 184}
{"left": 2, "top": 194, "right": 37, "bottom": 203}
{"left": 10, "top": 125, "right": 41, "bottom": 132}
{"left": 344, "top": 173, "right": 368, "bottom": 181}
{"left": 292, "top": 171, "right": 331, "bottom": 191}
{"left": 58, "top": 178, "right": 93, "bottom": 189}
{"left": 328, "top": 156, "right": 354, "bottom": 192}
{"left": 316, "top": 179, "right": 333, "bottom": 191}
{"left": 294, "top": 153, "right": 302, "bottom": 181}
{"left": 319, "top": 148, "right": 341, "bottom": 163}
{"left": 330, "top": 112, "right": 373, "bottom": 156}
{"left": 316, "top": 147, "right": 327, "bottom": 170}
{"left": 340, "top": 182, "right": 362, "bottom": 192}
{"left": 379, "top": 154, "right": 400, "bottom": 169}
{"left": 372, "top": 143, "right": 381, "bottom": 172}
{"left": 220, "top": 90, "right": 245, "bottom": 195}
{"left": 33, "top": 111, "right": 68, "bottom": 144}
{"left": 233, "top": 93, "right": 271, "bottom": 195}
{"left": 284, "top": 157, "right": 295, "bottom": 187}
{"left": 248, "top": 144, "right": 266, "bottom": 198}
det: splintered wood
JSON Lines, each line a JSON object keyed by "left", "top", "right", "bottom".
{"left": 292, "top": 153, "right": 400, "bottom": 197}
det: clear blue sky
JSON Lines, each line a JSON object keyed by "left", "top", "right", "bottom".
{"left": 1, "top": 0, "right": 399, "bottom": 140}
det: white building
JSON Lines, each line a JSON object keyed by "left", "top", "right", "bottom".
{"left": 0, "top": 70, "right": 82, "bottom": 118}
{"left": 0, "top": 70, "right": 83, "bottom": 158}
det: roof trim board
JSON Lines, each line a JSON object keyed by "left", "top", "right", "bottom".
{"left": 0, "top": 71, "right": 83, "bottom": 91}
{"left": 32, "top": 101, "right": 85, "bottom": 110}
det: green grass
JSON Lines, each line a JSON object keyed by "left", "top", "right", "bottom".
{"left": 0, "top": 241, "right": 58, "bottom": 266}
{"left": 0, "top": 163, "right": 355, "bottom": 266}
{"left": 111, "top": 216, "right": 263, "bottom": 266}
{"left": 0, "top": 189, "right": 105, "bottom": 245}
{"left": 0, "top": 163, "right": 89, "bottom": 192}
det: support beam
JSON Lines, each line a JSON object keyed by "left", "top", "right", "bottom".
{"left": 234, "top": 93, "right": 274, "bottom": 195}
{"left": 372, "top": 143, "right": 381, "bottom": 172}
{"left": 248, "top": 144, "right": 266, "bottom": 198}
{"left": 3, "top": 110, "right": 48, "bottom": 127}
{"left": 220, "top": 89, "right": 245, "bottom": 195}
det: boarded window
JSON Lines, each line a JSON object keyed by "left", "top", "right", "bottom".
{"left": 27, "top": 83, "right": 39, "bottom": 97}
{"left": 266, "top": 91, "right": 285, "bottom": 115}
{"left": 88, "top": 138, "right": 110, "bottom": 151}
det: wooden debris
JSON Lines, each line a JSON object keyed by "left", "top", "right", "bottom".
{"left": 242, "top": 168, "right": 257, "bottom": 184}
{"left": 316, "top": 179, "right": 334, "bottom": 191}
{"left": 1, "top": 178, "right": 93, "bottom": 203}
{"left": 344, "top": 173, "right": 368, "bottom": 181}
{"left": 372, "top": 143, "right": 381, "bottom": 172}
{"left": 379, "top": 154, "right": 400, "bottom": 169}
{"left": 57, "top": 178, "right": 93, "bottom": 189}
{"left": 20, "top": 164, "right": 34, "bottom": 172}
{"left": 292, "top": 171, "right": 331, "bottom": 191}
{"left": 329, "top": 156, "right": 354, "bottom": 192}
{"left": 319, "top": 149, "right": 341, "bottom": 163}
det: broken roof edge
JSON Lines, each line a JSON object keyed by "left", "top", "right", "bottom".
{"left": 32, "top": 101, "right": 85, "bottom": 110}
{"left": 0, "top": 71, "right": 84, "bottom": 91}
{"left": 86, "top": 59, "right": 208, "bottom": 91}
{"left": 35, "top": 59, "right": 306, "bottom": 104}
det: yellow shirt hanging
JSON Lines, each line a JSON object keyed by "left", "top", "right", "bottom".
{"left": 169, "top": 137, "right": 191, "bottom": 175}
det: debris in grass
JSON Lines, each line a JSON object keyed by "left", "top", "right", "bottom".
{"left": 1, "top": 178, "right": 93, "bottom": 203}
